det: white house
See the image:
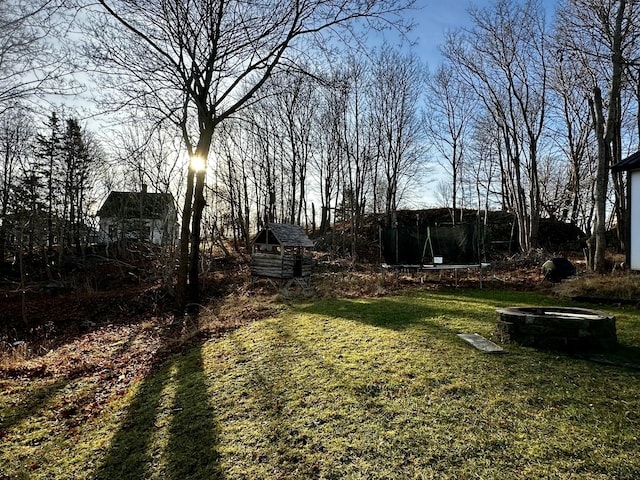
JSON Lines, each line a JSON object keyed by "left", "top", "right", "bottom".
{"left": 613, "top": 152, "right": 640, "bottom": 270}
{"left": 97, "top": 185, "right": 177, "bottom": 245}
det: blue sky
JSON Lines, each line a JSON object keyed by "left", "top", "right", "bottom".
{"left": 381, "top": 0, "right": 559, "bottom": 206}
{"left": 406, "top": 0, "right": 558, "bottom": 68}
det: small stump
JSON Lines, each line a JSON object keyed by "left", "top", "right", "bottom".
{"left": 496, "top": 306, "right": 617, "bottom": 352}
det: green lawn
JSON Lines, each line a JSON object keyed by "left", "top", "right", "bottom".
{"left": 2, "top": 289, "right": 639, "bottom": 479}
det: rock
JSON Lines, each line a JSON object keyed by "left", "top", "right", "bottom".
{"left": 542, "top": 257, "right": 576, "bottom": 282}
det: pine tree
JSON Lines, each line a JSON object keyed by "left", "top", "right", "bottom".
{"left": 61, "top": 118, "right": 92, "bottom": 251}
{"left": 35, "top": 111, "right": 63, "bottom": 248}
{"left": 12, "top": 167, "right": 46, "bottom": 256}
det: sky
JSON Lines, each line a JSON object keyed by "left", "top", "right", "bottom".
{"left": 382, "top": 0, "right": 559, "bottom": 207}
{"left": 406, "top": 0, "right": 558, "bottom": 69}
{"left": 71, "top": 1, "right": 560, "bottom": 209}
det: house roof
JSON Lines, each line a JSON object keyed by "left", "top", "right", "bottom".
{"left": 612, "top": 151, "right": 640, "bottom": 172}
{"left": 97, "top": 191, "right": 175, "bottom": 219}
{"left": 253, "top": 223, "right": 314, "bottom": 248}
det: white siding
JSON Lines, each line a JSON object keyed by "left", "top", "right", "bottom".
{"left": 631, "top": 170, "right": 640, "bottom": 270}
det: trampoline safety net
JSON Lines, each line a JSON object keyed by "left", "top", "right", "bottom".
{"left": 381, "top": 222, "right": 482, "bottom": 265}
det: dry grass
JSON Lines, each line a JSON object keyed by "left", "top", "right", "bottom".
{"left": 554, "top": 271, "right": 640, "bottom": 302}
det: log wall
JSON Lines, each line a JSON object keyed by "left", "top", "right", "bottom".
{"left": 250, "top": 252, "right": 313, "bottom": 279}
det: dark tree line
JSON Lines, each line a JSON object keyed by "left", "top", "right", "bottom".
{"left": 0, "top": 108, "right": 101, "bottom": 271}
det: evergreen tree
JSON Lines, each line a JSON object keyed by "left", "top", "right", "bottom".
{"left": 12, "top": 166, "right": 46, "bottom": 256}
{"left": 61, "top": 118, "right": 93, "bottom": 251}
{"left": 35, "top": 111, "right": 63, "bottom": 248}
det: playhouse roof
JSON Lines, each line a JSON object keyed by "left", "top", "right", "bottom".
{"left": 612, "top": 151, "right": 640, "bottom": 172}
{"left": 253, "top": 223, "right": 314, "bottom": 248}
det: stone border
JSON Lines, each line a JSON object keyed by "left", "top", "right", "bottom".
{"left": 496, "top": 306, "right": 617, "bottom": 352}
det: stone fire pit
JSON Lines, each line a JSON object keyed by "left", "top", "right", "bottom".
{"left": 496, "top": 306, "right": 617, "bottom": 352}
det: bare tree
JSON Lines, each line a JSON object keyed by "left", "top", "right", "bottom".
{"left": 106, "top": 123, "right": 184, "bottom": 196}
{"left": 0, "top": 0, "right": 74, "bottom": 112}
{"left": 443, "top": 0, "right": 549, "bottom": 252}
{"left": 556, "top": 0, "right": 640, "bottom": 271}
{"left": 271, "top": 73, "right": 318, "bottom": 226}
{"left": 547, "top": 42, "right": 597, "bottom": 233}
{"left": 425, "top": 63, "right": 476, "bottom": 224}
{"left": 342, "top": 58, "right": 374, "bottom": 261}
{"left": 0, "top": 108, "right": 35, "bottom": 260}
{"left": 369, "top": 45, "right": 427, "bottom": 227}
{"left": 313, "top": 59, "right": 373, "bottom": 259}
{"left": 467, "top": 116, "right": 502, "bottom": 216}
{"left": 241, "top": 97, "right": 285, "bottom": 227}
{"left": 81, "top": 0, "right": 413, "bottom": 311}
{"left": 313, "top": 70, "right": 350, "bottom": 235}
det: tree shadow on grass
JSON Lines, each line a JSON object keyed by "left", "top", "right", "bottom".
{"left": 296, "top": 297, "right": 428, "bottom": 329}
{"left": 581, "top": 343, "right": 640, "bottom": 371}
{"left": 295, "top": 296, "right": 487, "bottom": 334}
{"left": 0, "top": 378, "right": 69, "bottom": 433}
{"left": 295, "top": 295, "right": 640, "bottom": 369}
{"left": 94, "top": 345, "right": 222, "bottom": 479}
{"left": 165, "top": 347, "right": 222, "bottom": 479}
{"left": 93, "top": 363, "right": 171, "bottom": 479}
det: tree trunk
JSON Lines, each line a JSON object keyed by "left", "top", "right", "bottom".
{"left": 528, "top": 142, "right": 540, "bottom": 250}
{"left": 175, "top": 167, "right": 195, "bottom": 312}
{"left": 586, "top": 1, "right": 626, "bottom": 272}
{"left": 188, "top": 168, "right": 207, "bottom": 306}
{"left": 589, "top": 87, "right": 608, "bottom": 273}
{"left": 177, "top": 119, "right": 214, "bottom": 312}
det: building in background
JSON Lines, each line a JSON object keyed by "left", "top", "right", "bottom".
{"left": 97, "top": 185, "right": 177, "bottom": 245}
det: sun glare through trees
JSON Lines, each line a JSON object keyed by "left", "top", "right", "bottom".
{"left": 2, "top": 1, "right": 640, "bottom": 479}
{"left": 189, "top": 154, "right": 206, "bottom": 173}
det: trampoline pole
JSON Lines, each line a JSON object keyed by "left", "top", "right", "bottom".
{"left": 379, "top": 225, "right": 382, "bottom": 265}
{"left": 416, "top": 214, "right": 420, "bottom": 265}
{"left": 395, "top": 228, "right": 399, "bottom": 265}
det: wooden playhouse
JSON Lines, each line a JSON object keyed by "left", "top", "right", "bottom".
{"left": 250, "top": 223, "right": 315, "bottom": 289}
